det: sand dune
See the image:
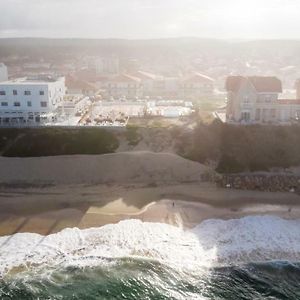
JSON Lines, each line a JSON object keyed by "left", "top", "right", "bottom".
{"left": 0, "top": 151, "right": 210, "bottom": 185}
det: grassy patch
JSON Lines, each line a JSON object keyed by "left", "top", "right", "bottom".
{"left": 2, "top": 128, "right": 119, "bottom": 157}
{"left": 125, "top": 125, "right": 142, "bottom": 146}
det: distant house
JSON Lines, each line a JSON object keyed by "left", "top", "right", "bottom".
{"left": 180, "top": 72, "right": 214, "bottom": 100}
{"left": 105, "top": 74, "right": 143, "bottom": 99}
{"left": 226, "top": 76, "right": 300, "bottom": 124}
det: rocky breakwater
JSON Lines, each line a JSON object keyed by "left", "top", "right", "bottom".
{"left": 217, "top": 173, "right": 300, "bottom": 193}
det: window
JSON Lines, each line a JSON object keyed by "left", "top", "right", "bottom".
{"left": 243, "top": 96, "right": 250, "bottom": 103}
{"left": 14, "top": 102, "right": 21, "bottom": 107}
{"left": 255, "top": 109, "right": 261, "bottom": 121}
{"left": 265, "top": 95, "right": 272, "bottom": 103}
{"left": 39, "top": 90, "right": 45, "bottom": 95}
{"left": 24, "top": 91, "right": 31, "bottom": 96}
{"left": 1, "top": 102, "right": 8, "bottom": 106}
{"left": 40, "top": 101, "right": 47, "bottom": 107}
{"left": 241, "top": 112, "right": 250, "bottom": 121}
{"left": 271, "top": 109, "right": 276, "bottom": 118}
{"left": 262, "top": 109, "right": 268, "bottom": 121}
{"left": 0, "top": 91, "right": 6, "bottom": 96}
{"left": 27, "top": 101, "right": 32, "bottom": 107}
{"left": 13, "top": 90, "right": 18, "bottom": 95}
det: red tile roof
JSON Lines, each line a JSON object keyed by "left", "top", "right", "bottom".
{"left": 130, "top": 71, "right": 158, "bottom": 80}
{"left": 109, "top": 74, "right": 141, "bottom": 83}
{"left": 226, "top": 76, "right": 244, "bottom": 92}
{"left": 183, "top": 72, "right": 214, "bottom": 83}
{"left": 226, "top": 76, "right": 282, "bottom": 93}
{"left": 249, "top": 77, "right": 282, "bottom": 93}
{"left": 278, "top": 99, "right": 300, "bottom": 105}
{"left": 65, "top": 76, "right": 97, "bottom": 91}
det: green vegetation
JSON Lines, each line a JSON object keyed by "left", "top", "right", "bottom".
{"left": 125, "top": 125, "right": 142, "bottom": 146}
{"left": 2, "top": 123, "right": 300, "bottom": 174}
{"left": 0, "top": 129, "right": 22, "bottom": 153}
{"left": 1, "top": 128, "right": 119, "bottom": 157}
{"left": 179, "top": 121, "right": 300, "bottom": 173}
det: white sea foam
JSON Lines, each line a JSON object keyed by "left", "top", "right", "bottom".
{"left": 1, "top": 216, "right": 300, "bottom": 277}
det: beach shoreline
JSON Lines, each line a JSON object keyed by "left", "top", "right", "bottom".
{"left": 0, "top": 182, "right": 300, "bottom": 237}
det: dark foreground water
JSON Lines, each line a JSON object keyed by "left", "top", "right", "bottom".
{"left": 1, "top": 259, "right": 300, "bottom": 300}
{"left": 2, "top": 216, "right": 300, "bottom": 299}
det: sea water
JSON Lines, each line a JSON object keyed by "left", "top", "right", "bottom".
{"left": 1, "top": 216, "right": 300, "bottom": 299}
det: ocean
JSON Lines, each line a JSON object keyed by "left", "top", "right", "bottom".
{"left": 1, "top": 216, "right": 300, "bottom": 299}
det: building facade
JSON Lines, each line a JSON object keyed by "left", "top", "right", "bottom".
{"left": 180, "top": 72, "right": 215, "bottom": 100}
{"left": 0, "top": 63, "right": 8, "bottom": 82}
{"left": 95, "top": 57, "right": 119, "bottom": 76}
{"left": 226, "top": 76, "right": 300, "bottom": 124}
{"left": 65, "top": 75, "right": 97, "bottom": 96}
{"left": 108, "top": 71, "right": 215, "bottom": 100}
{"left": 105, "top": 74, "right": 143, "bottom": 100}
{"left": 0, "top": 76, "right": 65, "bottom": 124}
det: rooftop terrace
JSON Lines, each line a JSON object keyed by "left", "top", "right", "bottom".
{"left": 0, "top": 75, "right": 64, "bottom": 85}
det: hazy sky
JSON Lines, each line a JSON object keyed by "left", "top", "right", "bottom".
{"left": 0, "top": 0, "right": 299, "bottom": 39}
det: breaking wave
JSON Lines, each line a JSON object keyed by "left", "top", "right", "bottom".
{"left": 1, "top": 215, "right": 300, "bottom": 278}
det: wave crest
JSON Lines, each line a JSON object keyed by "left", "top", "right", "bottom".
{"left": 1, "top": 216, "right": 300, "bottom": 277}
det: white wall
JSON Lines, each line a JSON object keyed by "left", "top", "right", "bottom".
{"left": 0, "top": 77, "right": 65, "bottom": 121}
{"left": 0, "top": 64, "right": 8, "bottom": 82}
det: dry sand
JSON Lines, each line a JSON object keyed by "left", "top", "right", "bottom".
{"left": 0, "top": 152, "right": 300, "bottom": 237}
{"left": 0, "top": 182, "right": 300, "bottom": 236}
{"left": 0, "top": 152, "right": 210, "bottom": 185}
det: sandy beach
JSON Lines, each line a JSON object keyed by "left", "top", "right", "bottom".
{"left": 0, "top": 182, "right": 300, "bottom": 237}
{"left": 0, "top": 152, "right": 300, "bottom": 237}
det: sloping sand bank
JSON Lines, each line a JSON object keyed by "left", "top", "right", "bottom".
{"left": 0, "top": 152, "right": 209, "bottom": 185}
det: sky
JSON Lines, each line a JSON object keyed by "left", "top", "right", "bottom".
{"left": 0, "top": 0, "right": 300, "bottom": 39}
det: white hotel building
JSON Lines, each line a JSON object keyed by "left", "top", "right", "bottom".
{"left": 0, "top": 76, "right": 65, "bottom": 124}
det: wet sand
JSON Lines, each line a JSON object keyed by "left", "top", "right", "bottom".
{"left": 0, "top": 182, "right": 300, "bottom": 236}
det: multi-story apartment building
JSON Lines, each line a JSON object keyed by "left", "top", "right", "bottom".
{"left": 126, "top": 71, "right": 214, "bottom": 99}
{"left": 226, "top": 76, "right": 300, "bottom": 124}
{"left": 180, "top": 72, "right": 215, "bottom": 100}
{"left": 105, "top": 74, "right": 143, "bottom": 99}
{"left": 129, "top": 71, "right": 162, "bottom": 97}
{"left": 0, "top": 75, "right": 65, "bottom": 124}
{"left": 65, "top": 75, "right": 97, "bottom": 96}
{"left": 97, "top": 69, "right": 215, "bottom": 100}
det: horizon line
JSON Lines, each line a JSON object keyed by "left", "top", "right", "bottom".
{"left": 1, "top": 36, "right": 300, "bottom": 42}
